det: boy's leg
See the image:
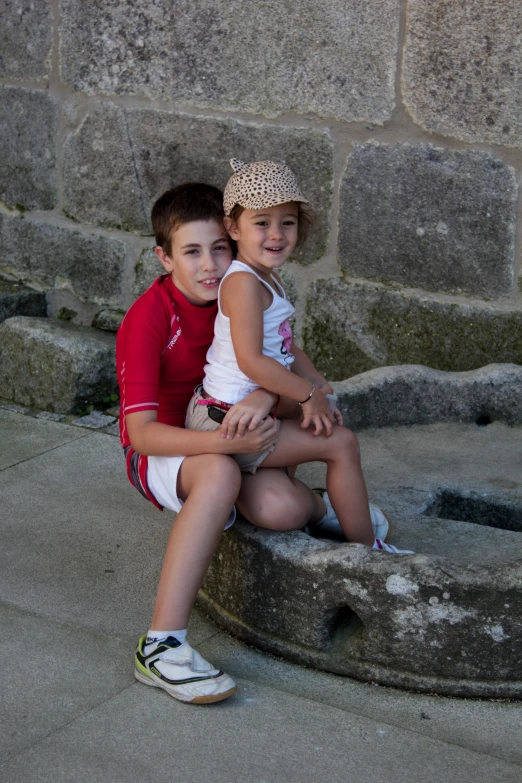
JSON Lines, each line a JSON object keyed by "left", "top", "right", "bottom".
{"left": 134, "top": 453, "right": 241, "bottom": 705}
{"left": 237, "top": 468, "right": 326, "bottom": 531}
{"left": 259, "top": 421, "right": 375, "bottom": 546}
{"left": 151, "top": 453, "right": 241, "bottom": 629}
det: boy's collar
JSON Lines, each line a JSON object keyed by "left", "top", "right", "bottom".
{"left": 166, "top": 275, "right": 218, "bottom": 311}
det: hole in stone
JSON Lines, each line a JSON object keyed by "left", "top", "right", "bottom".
{"left": 475, "top": 414, "right": 492, "bottom": 426}
{"left": 326, "top": 606, "right": 365, "bottom": 650}
{"left": 425, "top": 490, "right": 522, "bottom": 532}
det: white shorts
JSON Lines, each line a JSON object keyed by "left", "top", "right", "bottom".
{"left": 147, "top": 454, "right": 236, "bottom": 530}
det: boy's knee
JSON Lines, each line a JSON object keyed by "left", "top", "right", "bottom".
{"left": 194, "top": 454, "right": 241, "bottom": 493}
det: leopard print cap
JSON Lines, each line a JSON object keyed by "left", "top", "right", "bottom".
{"left": 223, "top": 158, "right": 309, "bottom": 215}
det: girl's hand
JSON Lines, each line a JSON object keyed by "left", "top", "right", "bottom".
{"left": 220, "top": 389, "right": 276, "bottom": 440}
{"left": 221, "top": 415, "right": 278, "bottom": 454}
{"left": 332, "top": 405, "right": 343, "bottom": 426}
{"left": 300, "top": 386, "right": 336, "bottom": 436}
{"left": 314, "top": 378, "right": 334, "bottom": 395}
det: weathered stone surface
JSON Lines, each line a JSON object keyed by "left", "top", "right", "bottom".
{"left": 71, "top": 410, "right": 116, "bottom": 429}
{"left": 403, "top": 1, "right": 522, "bottom": 148}
{"left": 303, "top": 279, "right": 522, "bottom": 380}
{"left": 92, "top": 309, "right": 125, "bottom": 333}
{"left": 0, "top": 0, "right": 53, "bottom": 79}
{"left": 199, "top": 365, "right": 522, "bottom": 697}
{"left": 333, "top": 364, "right": 522, "bottom": 431}
{"left": 201, "top": 520, "right": 522, "bottom": 697}
{"left": 0, "top": 316, "right": 117, "bottom": 413}
{"left": 63, "top": 105, "right": 333, "bottom": 264}
{"left": 0, "top": 278, "right": 46, "bottom": 324}
{"left": 132, "top": 248, "right": 163, "bottom": 299}
{"left": 339, "top": 144, "right": 516, "bottom": 298}
{"left": 0, "top": 88, "right": 58, "bottom": 210}
{"left": 1, "top": 403, "right": 30, "bottom": 415}
{"left": 36, "top": 411, "right": 65, "bottom": 422}
{"left": 63, "top": 103, "right": 147, "bottom": 233}
{"left": 0, "top": 214, "right": 127, "bottom": 306}
{"left": 61, "top": 0, "right": 399, "bottom": 123}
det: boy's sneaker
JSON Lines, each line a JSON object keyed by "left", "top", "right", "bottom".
{"left": 134, "top": 634, "right": 236, "bottom": 704}
{"left": 373, "top": 538, "right": 414, "bottom": 555}
{"left": 308, "top": 488, "right": 391, "bottom": 541}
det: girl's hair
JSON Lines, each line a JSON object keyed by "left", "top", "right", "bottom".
{"left": 227, "top": 201, "right": 314, "bottom": 250}
{"left": 152, "top": 182, "right": 226, "bottom": 254}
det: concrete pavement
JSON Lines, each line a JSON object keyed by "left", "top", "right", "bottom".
{"left": 1, "top": 408, "right": 520, "bottom": 782}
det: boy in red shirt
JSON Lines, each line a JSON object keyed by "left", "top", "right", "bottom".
{"left": 117, "top": 183, "right": 328, "bottom": 704}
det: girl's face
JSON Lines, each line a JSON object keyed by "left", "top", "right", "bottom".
{"left": 224, "top": 202, "right": 299, "bottom": 276}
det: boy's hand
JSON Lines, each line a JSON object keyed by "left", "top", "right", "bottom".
{"left": 220, "top": 389, "right": 276, "bottom": 440}
{"left": 220, "top": 415, "right": 278, "bottom": 454}
{"left": 300, "top": 386, "right": 336, "bottom": 437}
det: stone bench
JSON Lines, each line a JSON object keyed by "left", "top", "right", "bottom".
{"left": 198, "top": 364, "right": 522, "bottom": 698}
{"left": 0, "top": 316, "right": 117, "bottom": 413}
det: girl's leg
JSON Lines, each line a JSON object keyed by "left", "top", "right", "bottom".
{"left": 150, "top": 453, "right": 241, "bottom": 630}
{"left": 260, "top": 421, "right": 374, "bottom": 546}
{"left": 237, "top": 468, "right": 326, "bottom": 531}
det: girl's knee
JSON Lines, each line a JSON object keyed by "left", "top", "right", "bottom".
{"left": 256, "top": 483, "right": 309, "bottom": 530}
{"left": 333, "top": 426, "right": 360, "bottom": 459}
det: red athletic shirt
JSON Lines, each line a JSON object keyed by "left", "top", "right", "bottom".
{"left": 116, "top": 274, "right": 217, "bottom": 506}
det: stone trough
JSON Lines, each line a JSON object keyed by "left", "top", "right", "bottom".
{"left": 199, "top": 364, "right": 522, "bottom": 698}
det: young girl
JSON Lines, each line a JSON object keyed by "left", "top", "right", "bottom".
{"left": 187, "top": 159, "right": 413, "bottom": 554}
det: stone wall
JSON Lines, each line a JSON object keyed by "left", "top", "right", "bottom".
{"left": 1, "top": 0, "right": 521, "bottom": 378}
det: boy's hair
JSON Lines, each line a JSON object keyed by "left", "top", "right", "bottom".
{"left": 227, "top": 202, "right": 314, "bottom": 250}
{"left": 151, "top": 183, "right": 226, "bottom": 254}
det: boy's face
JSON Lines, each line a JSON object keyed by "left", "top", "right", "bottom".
{"left": 155, "top": 219, "right": 233, "bottom": 306}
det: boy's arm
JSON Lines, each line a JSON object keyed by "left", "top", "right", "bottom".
{"left": 126, "top": 409, "right": 278, "bottom": 457}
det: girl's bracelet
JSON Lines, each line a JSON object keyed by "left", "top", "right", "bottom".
{"left": 298, "top": 383, "right": 316, "bottom": 405}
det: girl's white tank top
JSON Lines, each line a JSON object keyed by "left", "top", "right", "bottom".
{"left": 203, "top": 260, "right": 295, "bottom": 404}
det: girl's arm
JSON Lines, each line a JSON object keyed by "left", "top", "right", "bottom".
{"left": 290, "top": 345, "right": 343, "bottom": 425}
{"left": 221, "top": 272, "right": 334, "bottom": 435}
{"left": 290, "top": 344, "right": 331, "bottom": 391}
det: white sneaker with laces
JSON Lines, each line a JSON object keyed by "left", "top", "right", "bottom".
{"left": 309, "top": 489, "right": 391, "bottom": 541}
{"left": 134, "top": 635, "right": 236, "bottom": 704}
{"left": 373, "top": 538, "right": 414, "bottom": 555}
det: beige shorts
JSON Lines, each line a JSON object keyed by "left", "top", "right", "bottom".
{"left": 185, "top": 386, "right": 280, "bottom": 474}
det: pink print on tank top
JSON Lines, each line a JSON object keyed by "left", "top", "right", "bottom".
{"left": 278, "top": 318, "right": 293, "bottom": 357}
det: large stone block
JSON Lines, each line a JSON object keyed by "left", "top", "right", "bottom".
{"left": 63, "top": 103, "right": 147, "bottom": 234}
{"left": 0, "top": 0, "right": 53, "bottom": 79}
{"left": 334, "top": 364, "right": 522, "bottom": 431}
{"left": 63, "top": 105, "right": 333, "bottom": 263}
{"left": 302, "top": 279, "right": 522, "bottom": 380}
{"left": 60, "top": 0, "right": 399, "bottom": 123}
{"left": 0, "top": 88, "right": 58, "bottom": 210}
{"left": 132, "top": 248, "right": 163, "bottom": 299}
{"left": 0, "top": 214, "right": 127, "bottom": 306}
{"left": 0, "top": 317, "right": 117, "bottom": 413}
{"left": 339, "top": 144, "right": 517, "bottom": 298}
{"left": 403, "top": 1, "right": 522, "bottom": 148}
{"left": 0, "top": 279, "right": 46, "bottom": 324}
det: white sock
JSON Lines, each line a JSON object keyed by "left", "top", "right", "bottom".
{"left": 144, "top": 628, "right": 187, "bottom": 654}
{"left": 314, "top": 490, "right": 336, "bottom": 528}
